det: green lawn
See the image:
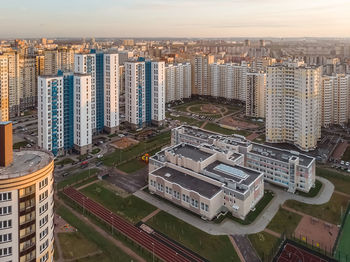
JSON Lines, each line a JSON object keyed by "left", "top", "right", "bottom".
{"left": 117, "top": 159, "right": 147, "bottom": 173}
{"left": 57, "top": 169, "right": 98, "bottom": 190}
{"left": 13, "top": 141, "right": 28, "bottom": 149}
{"left": 56, "top": 205, "right": 133, "bottom": 262}
{"left": 204, "top": 122, "right": 251, "bottom": 137}
{"left": 56, "top": 158, "right": 74, "bottom": 166}
{"left": 316, "top": 167, "right": 350, "bottom": 194}
{"left": 147, "top": 211, "right": 239, "bottom": 262}
{"left": 341, "top": 146, "right": 350, "bottom": 161}
{"left": 81, "top": 182, "right": 157, "bottom": 223}
{"left": 267, "top": 208, "right": 302, "bottom": 236}
{"left": 58, "top": 232, "right": 100, "bottom": 259}
{"left": 102, "top": 131, "right": 171, "bottom": 167}
{"left": 248, "top": 232, "right": 281, "bottom": 261}
{"left": 76, "top": 253, "right": 112, "bottom": 262}
{"left": 335, "top": 208, "right": 350, "bottom": 262}
{"left": 285, "top": 193, "right": 350, "bottom": 225}
{"left": 91, "top": 148, "right": 101, "bottom": 154}
{"left": 297, "top": 180, "right": 323, "bottom": 198}
{"left": 167, "top": 113, "right": 204, "bottom": 127}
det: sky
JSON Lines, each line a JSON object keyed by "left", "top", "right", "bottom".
{"left": 1, "top": 0, "right": 350, "bottom": 38}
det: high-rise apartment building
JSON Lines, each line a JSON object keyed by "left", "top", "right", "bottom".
{"left": 208, "top": 62, "right": 247, "bottom": 101}
{"left": 192, "top": 54, "right": 214, "bottom": 96}
{"left": 6, "top": 52, "right": 20, "bottom": 117}
{"left": 58, "top": 47, "right": 74, "bottom": 72}
{"left": 0, "top": 56, "right": 9, "bottom": 121}
{"left": 103, "top": 53, "right": 120, "bottom": 134}
{"left": 125, "top": 60, "right": 165, "bottom": 129}
{"left": 165, "top": 63, "right": 191, "bottom": 103}
{"left": 43, "top": 50, "right": 59, "bottom": 76}
{"left": 73, "top": 74, "right": 92, "bottom": 154}
{"left": 246, "top": 72, "right": 266, "bottom": 118}
{"left": 266, "top": 62, "right": 322, "bottom": 151}
{"left": 0, "top": 122, "right": 55, "bottom": 262}
{"left": 74, "top": 53, "right": 97, "bottom": 133}
{"left": 38, "top": 76, "right": 64, "bottom": 156}
{"left": 19, "top": 55, "right": 36, "bottom": 110}
{"left": 321, "top": 74, "right": 350, "bottom": 127}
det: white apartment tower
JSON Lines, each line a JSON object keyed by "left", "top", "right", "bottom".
{"left": 165, "top": 63, "right": 191, "bottom": 103}
{"left": 266, "top": 63, "right": 322, "bottom": 152}
{"left": 125, "top": 61, "right": 146, "bottom": 129}
{"left": 192, "top": 54, "right": 214, "bottom": 96}
{"left": 151, "top": 61, "right": 165, "bottom": 126}
{"left": 74, "top": 54, "right": 96, "bottom": 132}
{"left": 321, "top": 74, "right": 350, "bottom": 127}
{"left": 246, "top": 72, "right": 266, "bottom": 118}
{"left": 0, "top": 56, "right": 9, "bottom": 121}
{"left": 38, "top": 76, "right": 64, "bottom": 156}
{"left": 73, "top": 74, "right": 92, "bottom": 154}
{"left": 103, "top": 53, "right": 120, "bottom": 134}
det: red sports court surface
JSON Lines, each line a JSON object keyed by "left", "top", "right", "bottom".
{"left": 276, "top": 243, "right": 329, "bottom": 262}
{"left": 63, "top": 187, "right": 205, "bottom": 262}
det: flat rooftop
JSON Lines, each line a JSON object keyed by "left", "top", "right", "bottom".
{"left": 250, "top": 143, "right": 314, "bottom": 167}
{"left": 152, "top": 166, "right": 221, "bottom": 199}
{"left": 181, "top": 125, "right": 217, "bottom": 140}
{"left": 172, "top": 144, "right": 212, "bottom": 162}
{"left": 0, "top": 150, "right": 53, "bottom": 179}
{"left": 204, "top": 161, "right": 261, "bottom": 187}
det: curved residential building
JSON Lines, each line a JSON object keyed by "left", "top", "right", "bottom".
{"left": 0, "top": 121, "right": 55, "bottom": 262}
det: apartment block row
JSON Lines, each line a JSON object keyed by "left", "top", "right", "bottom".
{"left": 165, "top": 63, "right": 191, "bottom": 103}
{"left": 38, "top": 51, "right": 120, "bottom": 155}
{"left": 171, "top": 125, "right": 316, "bottom": 193}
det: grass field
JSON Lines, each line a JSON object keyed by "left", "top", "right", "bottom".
{"left": 57, "top": 169, "right": 98, "bottom": 190}
{"left": 285, "top": 193, "right": 350, "bottom": 225}
{"left": 341, "top": 146, "right": 350, "bottom": 161}
{"left": 13, "top": 140, "right": 29, "bottom": 149}
{"left": 297, "top": 180, "right": 323, "bottom": 198}
{"left": 102, "top": 131, "right": 170, "bottom": 167}
{"left": 76, "top": 253, "right": 112, "bottom": 262}
{"left": 335, "top": 208, "right": 350, "bottom": 261}
{"left": 248, "top": 232, "right": 281, "bottom": 261}
{"left": 117, "top": 159, "right": 147, "bottom": 173}
{"left": 166, "top": 113, "right": 204, "bottom": 127}
{"left": 58, "top": 232, "right": 100, "bottom": 259}
{"left": 267, "top": 208, "right": 302, "bottom": 236}
{"left": 204, "top": 122, "right": 251, "bottom": 136}
{"left": 317, "top": 167, "right": 350, "bottom": 194}
{"left": 56, "top": 205, "right": 133, "bottom": 262}
{"left": 91, "top": 148, "right": 101, "bottom": 154}
{"left": 56, "top": 158, "right": 74, "bottom": 166}
{"left": 81, "top": 182, "right": 157, "bottom": 223}
{"left": 146, "top": 211, "right": 239, "bottom": 262}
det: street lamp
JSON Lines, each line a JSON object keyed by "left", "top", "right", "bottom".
{"left": 152, "top": 242, "right": 154, "bottom": 262}
{"left": 82, "top": 197, "right": 85, "bottom": 215}
{"left": 111, "top": 213, "right": 114, "bottom": 235}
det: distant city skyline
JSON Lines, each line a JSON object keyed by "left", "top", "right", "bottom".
{"left": 2, "top": 0, "right": 350, "bottom": 38}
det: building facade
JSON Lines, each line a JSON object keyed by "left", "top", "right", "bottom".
{"left": 0, "top": 122, "right": 55, "bottom": 262}
{"left": 266, "top": 63, "right": 322, "bottom": 151}
{"left": 165, "top": 63, "right": 191, "bottom": 103}
{"left": 149, "top": 142, "right": 264, "bottom": 220}
{"left": 246, "top": 72, "right": 266, "bottom": 118}
{"left": 171, "top": 125, "right": 316, "bottom": 193}
{"left": 0, "top": 56, "right": 9, "bottom": 122}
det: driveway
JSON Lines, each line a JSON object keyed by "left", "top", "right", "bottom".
{"left": 133, "top": 176, "right": 334, "bottom": 235}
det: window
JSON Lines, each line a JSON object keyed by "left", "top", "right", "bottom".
{"left": 39, "top": 178, "right": 48, "bottom": 189}
{"left": 0, "top": 193, "right": 11, "bottom": 202}
{"left": 40, "top": 252, "right": 49, "bottom": 262}
{"left": 40, "top": 239, "right": 49, "bottom": 253}
{"left": 0, "top": 247, "right": 12, "bottom": 257}
{"left": 0, "top": 220, "right": 12, "bottom": 229}
{"left": 0, "top": 233, "right": 12, "bottom": 243}
{"left": 39, "top": 203, "right": 48, "bottom": 215}
{"left": 0, "top": 206, "right": 12, "bottom": 216}
{"left": 39, "top": 215, "right": 48, "bottom": 228}
{"left": 40, "top": 227, "right": 48, "bottom": 240}
{"left": 39, "top": 190, "right": 48, "bottom": 203}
